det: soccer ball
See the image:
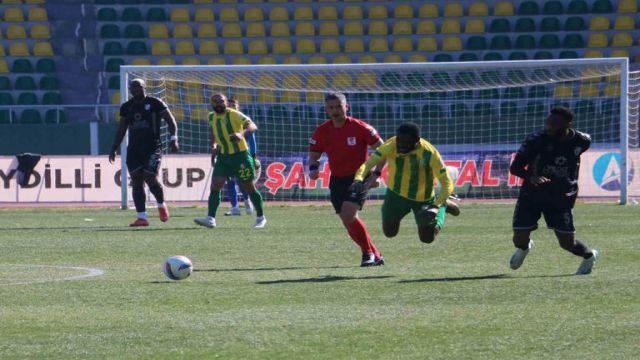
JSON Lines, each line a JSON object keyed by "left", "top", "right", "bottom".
{"left": 163, "top": 255, "right": 193, "bottom": 280}
{"left": 446, "top": 166, "right": 460, "bottom": 182}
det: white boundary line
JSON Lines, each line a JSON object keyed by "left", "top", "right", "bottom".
{"left": 0, "top": 265, "right": 105, "bottom": 286}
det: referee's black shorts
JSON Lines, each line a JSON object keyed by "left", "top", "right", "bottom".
{"left": 329, "top": 175, "right": 369, "bottom": 214}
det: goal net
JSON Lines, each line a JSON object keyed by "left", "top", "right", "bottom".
{"left": 119, "top": 59, "right": 636, "bottom": 207}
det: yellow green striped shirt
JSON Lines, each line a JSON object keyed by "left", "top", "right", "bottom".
{"left": 208, "top": 108, "right": 250, "bottom": 155}
{"left": 355, "top": 137, "right": 453, "bottom": 205}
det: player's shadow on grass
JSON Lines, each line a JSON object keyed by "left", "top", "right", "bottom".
{"left": 399, "top": 274, "right": 508, "bottom": 283}
{"left": 256, "top": 275, "right": 394, "bottom": 285}
{"left": 194, "top": 265, "right": 354, "bottom": 272}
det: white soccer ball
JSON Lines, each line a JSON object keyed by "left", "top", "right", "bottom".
{"left": 446, "top": 166, "right": 460, "bottom": 182}
{"left": 163, "top": 255, "right": 193, "bottom": 281}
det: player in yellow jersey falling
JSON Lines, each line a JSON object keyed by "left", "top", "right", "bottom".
{"left": 352, "top": 122, "right": 459, "bottom": 243}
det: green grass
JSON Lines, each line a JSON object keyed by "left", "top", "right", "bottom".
{"left": 0, "top": 203, "right": 638, "bottom": 359}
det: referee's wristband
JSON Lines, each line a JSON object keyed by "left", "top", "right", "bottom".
{"left": 309, "top": 164, "right": 319, "bottom": 171}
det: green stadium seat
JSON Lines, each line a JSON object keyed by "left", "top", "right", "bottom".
{"left": 39, "top": 76, "right": 60, "bottom": 90}
{"left": 36, "top": 59, "right": 56, "bottom": 73}
{"left": 533, "top": 51, "right": 554, "bottom": 59}
{"left": 473, "top": 103, "right": 494, "bottom": 117}
{"left": 565, "top": 17, "right": 586, "bottom": 31}
{"left": 108, "top": 76, "right": 120, "bottom": 89}
{"left": 168, "top": 0, "right": 190, "bottom": 3}
{"left": 100, "top": 24, "right": 120, "bottom": 38}
{"left": 540, "top": 34, "right": 561, "bottom": 48}
{"left": 120, "top": 0, "right": 141, "bottom": 4}
{"left": 515, "top": 18, "right": 535, "bottom": 32}
{"left": 518, "top": 1, "right": 540, "bottom": 15}
{"left": 143, "top": 0, "right": 165, "bottom": 3}
{"left": 509, "top": 52, "right": 528, "bottom": 60}
{"left": 480, "top": 53, "right": 502, "bottom": 61}
{"left": 106, "top": 58, "right": 124, "bottom": 72}
{"left": 0, "top": 77, "right": 11, "bottom": 90}
{"left": 592, "top": 0, "right": 613, "bottom": 13}
{"left": 126, "top": 41, "right": 147, "bottom": 55}
{"left": 42, "top": 92, "right": 62, "bottom": 105}
{"left": 146, "top": 8, "right": 167, "bottom": 21}
{"left": 515, "top": 35, "right": 536, "bottom": 49}
{"left": 490, "top": 35, "right": 512, "bottom": 50}
{"left": 479, "top": 89, "right": 499, "bottom": 99}
{"left": 122, "top": 8, "right": 142, "bottom": 21}
{"left": 575, "top": 99, "right": 596, "bottom": 118}
{"left": 451, "top": 103, "right": 470, "bottom": 119}
{"left": 529, "top": 85, "right": 550, "bottom": 98}
{"left": 559, "top": 51, "right": 579, "bottom": 59}
{"left": 124, "top": 24, "right": 145, "bottom": 38}
{"left": 433, "top": 54, "right": 453, "bottom": 62}
{"left": 568, "top": 0, "right": 589, "bottom": 13}
{"left": 454, "top": 90, "right": 473, "bottom": 100}
{"left": 0, "top": 92, "right": 14, "bottom": 105}
{"left": 103, "top": 42, "right": 124, "bottom": 55}
{"left": 467, "top": 36, "right": 488, "bottom": 50}
{"left": 500, "top": 102, "right": 519, "bottom": 119}
{"left": 18, "top": 92, "right": 38, "bottom": 105}
{"left": 379, "top": 72, "right": 403, "bottom": 88}
{"left": 543, "top": 1, "right": 564, "bottom": 14}
{"left": 431, "top": 72, "right": 452, "bottom": 86}
{"left": 267, "top": 106, "right": 290, "bottom": 122}
{"left": 421, "top": 105, "right": 444, "bottom": 123}
{"left": 503, "top": 87, "right": 525, "bottom": 99}
{"left": 540, "top": 18, "right": 561, "bottom": 32}
{"left": 19, "top": 109, "right": 42, "bottom": 124}
{"left": 15, "top": 76, "right": 36, "bottom": 90}
{"left": 563, "top": 34, "right": 585, "bottom": 48}
{"left": 371, "top": 105, "right": 392, "bottom": 121}
{"left": 459, "top": 53, "right": 479, "bottom": 61}
{"left": 95, "top": 0, "right": 116, "bottom": 4}
{"left": 291, "top": 105, "right": 316, "bottom": 122}
{"left": 401, "top": 103, "right": 420, "bottom": 118}
{"left": 97, "top": 8, "right": 117, "bottom": 21}
{"left": 0, "top": 110, "right": 16, "bottom": 124}
{"left": 489, "top": 19, "right": 511, "bottom": 33}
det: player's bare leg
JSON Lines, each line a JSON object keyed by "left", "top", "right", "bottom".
{"left": 510, "top": 230, "right": 534, "bottom": 270}
{"left": 129, "top": 170, "right": 149, "bottom": 227}
{"left": 194, "top": 176, "right": 226, "bottom": 228}
{"left": 340, "top": 202, "right": 383, "bottom": 266}
{"left": 555, "top": 231, "right": 598, "bottom": 275}
{"left": 239, "top": 179, "right": 266, "bottom": 228}
{"left": 143, "top": 172, "right": 169, "bottom": 222}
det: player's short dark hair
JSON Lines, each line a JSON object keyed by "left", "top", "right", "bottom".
{"left": 211, "top": 93, "right": 226, "bottom": 101}
{"left": 325, "top": 92, "right": 347, "bottom": 104}
{"left": 397, "top": 122, "right": 421, "bottom": 140}
{"left": 129, "top": 78, "right": 145, "bottom": 88}
{"left": 550, "top": 106, "right": 574, "bottom": 123}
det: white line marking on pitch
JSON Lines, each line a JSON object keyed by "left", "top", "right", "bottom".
{"left": 0, "top": 265, "right": 105, "bottom": 286}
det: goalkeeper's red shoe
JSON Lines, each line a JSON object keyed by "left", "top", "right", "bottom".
{"left": 129, "top": 218, "right": 149, "bottom": 227}
{"left": 158, "top": 206, "right": 170, "bottom": 222}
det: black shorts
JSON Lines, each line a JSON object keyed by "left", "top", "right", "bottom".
{"left": 512, "top": 193, "right": 576, "bottom": 234}
{"left": 127, "top": 147, "right": 162, "bottom": 175}
{"left": 329, "top": 175, "right": 369, "bottom": 214}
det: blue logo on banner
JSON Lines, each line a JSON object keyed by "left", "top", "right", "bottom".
{"left": 592, "top": 152, "right": 634, "bottom": 191}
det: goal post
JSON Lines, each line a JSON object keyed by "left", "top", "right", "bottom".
{"left": 118, "top": 58, "right": 634, "bottom": 208}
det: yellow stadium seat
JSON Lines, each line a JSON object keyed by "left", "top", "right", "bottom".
{"left": 208, "top": 57, "right": 226, "bottom": 65}
{"left": 294, "top": 7, "right": 313, "bottom": 21}
{"left": 442, "top": 37, "right": 462, "bottom": 51}
{"left": 357, "top": 73, "right": 377, "bottom": 89}
{"left": 295, "top": 22, "right": 315, "bottom": 36}
{"left": 220, "top": 8, "right": 240, "bottom": 22}
{"left": 132, "top": 57, "right": 151, "bottom": 65}
{"left": 248, "top": 39, "right": 268, "bottom": 55}
{"left": 34, "top": 42, "right": 53, "bottom": 56}
{"left": 170, "top": 107, "right": 184, "bottom": 121}
{"left": 9, "top": 42, "right": 30, "bottom": 56}
{"left": 588, "top": 33, "right": 608, "bottom": 48}
{"left": 244, "top": 8, "right": 264, "bottom": 22}
{"left": 28, "top": 8, "right": 47, "bottom": 21}
{"left": 612, "top": 33, "right": 633, "bottom": 47}
{"left": 200, "top": 40, "right": 220, "bottom": 55}
{"left": 419, "top": 4, "right": 438, "bottom": 18}
{"left": 198, "top": 24, "right": 217, "bottom": 38}
{"left": 345, "top": 38, "right": 365, "bottom": 52}
{"left": 282, "top": 78, "right": 303, "bottom": 103}
{"left": 589, "top": 16, "right": 610, "bottom": 30}
{"left": 296, "top": 39, "right": 316, "bottom": 54}
{"left": 319, "top": 22, "right": 339, "bottom": 36}
{"left": 230, "top": 57, "right": 250, "bottom": 65}
{"left": 343, "top": 5, "right": 363, "bottom": 19}
{"left": 618, "top": 0, "right": 638, "bottom": 13}
{"left": 384, "top": 54, "right": 403, "bottom": 63}
{"left": 320, "top": 39, "right": 340, "bottom": 53}
{"left": 368, "top": 5, "right": 388, "bottom": 19}
{"left": 416, "top": 21, "right": 436, "bottom": 35}
{"left": 3, "top": 0, "right": 22, "bottom": 4}
{"left": 394, "top": 4, "right": 414, "bottom": 18}
{"left": 332, "top": 55, "right": 352, "bottom": 64}
{"left": 444, "top": 3, "right": 463, "bottom": 17}
{"left": 25, "top": 0, "right": 46, "bottom": 3}
{"left": 494, "top": 2, "right": 514, "bottom": 16}
{"left": 409, "top": 54, "right": 428, "bottom": 62}
{"left": 273, "top": 39, "right": 292, "bottom": 54}
{"left": 175, "top": 41, "right": 195, "bottom": 56}
{"left": 173, "top": 24, "right": 193, "bottom": 38}
{"left": 392, "top": 21, "right": 412, "bottom": 35}
{"left": 614, "top": 16, "right": 635, "bottom": 30}
{"left": 246, "top": 23, "right": 266, "bottom": 37}
{"left": 149, "top": 24, "right": 169, "bottom": 38}
{"left": 441, "top": 19, "right": 461, "bottom": 34}
{"left": 308, "top": 56, "right": 328, "bottom": 64}
{"left": 190, "top": 107, "right": 209, "bottom": 122}
{"left": 7, "top": 25, "right": 27, "bottom": 39}
{"left": 584, "top": 50, "right": 604, "bottom": 58}
{"left": 256, "top": 75, "right": 277, "bottom": 102}
{"left": 4, "top": 8, "right": 24, "bottom": 22}
{"left": 0, "top": 60, "right": 9, "bottom": 73}
{"left": 306, "top": 74, "right": 328, "bottom": 101}
{"left": 465, "top": 19, "right": 485, "bottom": 33}
{"left": 111, "top": 91, "right": 121, "bottom": 104}
{"left": 418, "top": 37, "right": 438, "bottom": 51}
{"left": 344, "top": 22, "right": 364, "bottom": 36}
{"left": 195, "top": 8, "right": 214, "bottom": 22}
{"left": 333, "top": 73, "right": 353, "bottom": 88}
{"left": 269, "top": 7, "right": 289, "bottom": 21}
{"left": 319, "top": 6, "right": 338, "bottom": 20}
{"left": 604, "top": 84, "right": 621, "bottom": 97}
{"left": 30, "top": 24, "right": 50, "bottom": 39}
{"left": 358, "top": 55, "right": 377, "bottom": 63}
{"left": 283, "top": 56, "right": 302, "bottom": 64}
{"left": 579, "top": 84, "right": 599, "bottom": 97}
{"left": 0, "top": 45, "right": 5, "bottom": 57}
{"left": 258, "top": 56, "right": 277, "bottom": 65}
{"left": 270, "top": 23, "right": 291, "bottom": 37}
{"left": 554, "top": 85, "right": 573, "bottom": 97}
{"left": 170, "top": 8, "right": 190, "bottom": 22}
{"left": 182, "top": 57, "right": 201, "bottom": 66}
{"left": 368, "top": 21, "right": 388, "bottom": 35}
{"left": 369, "top": 38, "right": 389, "bottom": 52}
{"left": 195, "top": 0, "right": 213, "bottom": 4}
{"left": 469, "top": 2, "right": 489, "bottom": 16}
{"left": 392, "top": 38, "right": 413, "bottom": 52}
{"left": 222, "top": 23, "right": 242, "bottom": 37}
{"left": 610, "top": 49, "right": 629, "bottom": 58}
{"left": 224, "top": 40, "right": 244, "bottom": 55}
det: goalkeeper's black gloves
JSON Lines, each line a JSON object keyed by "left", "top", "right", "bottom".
{"left": 420, "top": 204, "right": 440, "bottom": 225}
{"left": 348, "top": 180, "right": 365, "bottom": 194}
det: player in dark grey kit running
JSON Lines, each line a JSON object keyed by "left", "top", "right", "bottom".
{"left": 509, "top": 106, "right": 598, "bottom": 275}
{"left": 109, "top": 79, "right": 179, "bottom": 227}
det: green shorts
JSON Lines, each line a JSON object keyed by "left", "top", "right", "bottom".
{"left": 381, "top": 189, "right": 446, "bottom": 229}
{"left": 213, "top": 151, "right": 255, "bottom": 182}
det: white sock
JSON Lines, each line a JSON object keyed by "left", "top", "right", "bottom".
{"left": 207, "top": 216, "right": 215, "bottom": 221}
{"left": 157, "top": 202, "right": 166, "bottom": 208}
{"left": 137, "top": 212, "right": 147, "bottom": 219}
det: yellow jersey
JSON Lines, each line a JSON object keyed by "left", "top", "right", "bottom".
{"left": 208, "top": 108, "right": 251, "bottom": 155}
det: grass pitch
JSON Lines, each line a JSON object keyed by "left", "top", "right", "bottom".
{"left": 0, "top": 203, "right": 638, "bottom": 359}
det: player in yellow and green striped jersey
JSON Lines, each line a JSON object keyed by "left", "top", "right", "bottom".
{"left": 353, "top": 122, "right": 460, "bottom": 244}
{"left": 194, "top": 93, "right": 266, "bottom": 229}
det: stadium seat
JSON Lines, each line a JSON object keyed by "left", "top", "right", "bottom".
{"left": 151, "top": 41, "right": 171, "bottom": 55}
{"left": 219, "top": 8, "right": 239, "bottom": 22}
{"left": 588, "top": 33, "right": 608, "bottom": 48}
{"left": 567, "top": 0, "right": 589, "bottom": 13}
{"left": 269, "top": 7, "right": 289, "bottom": 21}
{"left": 442, "top": 37, "right": 462, "bottom": 51}
{"left": 590, "top": 16, "right": 610, "bottom": 30}
{"left": 124, "top": 24, "right": 144, "bottom": 38}
{"left": 319, "top": 6, "right": 338, "bottom": 20}
{"left": 368, "top": 21, "right": 388, "bottom": 36}
{"left": 0, "top": 76, "right": 11, "bottom": 91}
{"left": 564, "top": 17, "right": 586, "bottom": 31}
{"left": 170, "top": 8, "right": 189, "bottom": 22}
{"left": 15, "top": 76, "right": 36, "bottom": 90}
{"left": 468, "top": 2, "right": 488, "bottom": 16}
{"left": 296, "top": 39, "right": 316, "bottom": 54}
{"left": 149, "top": 24, "right": 169, "bottom": 38}
{"left": 369, "top": 38, "right": 389, "bottom": 52}
{"left": 384, "top": 54, "right": 403, "bottom": 63}
{"left": 610, "top": 49, "right": 629, "bottom": 58}
{"left": 559, "top": 50, "right": 578, "bottom": 58}
{"left": 197, "top": 24, "right": 217, "bottom": 38}
{"left": 490, "top": 35, "right": 512, "bottom": 50}
{"left": 543, "top": 1, "right": 564, "bottom": 14}
{"left": 618, "top": 0, "right": 637, "bottom": 13}
{"left": 0, "top": 110, "right": 16, "bottom": 124}
{"left": 540, "top": 17, "right": 561, "bottom": 32}
{"left": 0, "top": 92, "right": 14, "bottom": 105}
{"left": 368, "top": 5, "right": 388, "bottom": 19}
{"left": 563, "top": 34, "right": 585, "bottom": 48}
{"left": 466, "top": 36, "right": 487, "bottom": 50}
{"left": 246, "top": 23, "right": 266, "bottom": 37}
{"left": 540, "top": 34, "right": 561, "bottom": 48}
{"left": 332, "top": 73, "right": 353, "bottom": 88}
{"left": 12, "top": 59, "right": 32, "bottom": 73}
{"left": 332, "top": 55, "right": 352, "bottom": 64}
{"left": 417, "top": 37, "right": 438, "bottom": 52}
{"left": 232, "top": 57, "right": 251, "bottom": 65}
{"left": 604, "top": 84, "right": 620, "bottom": 97}
{"left": 392, "top": 21, "right": 412, "bottom": 35}
{"left": 518, "top": 1, "right": 539, "bottom": 15}
{"left": 533, "top": 51, "right": 553, "bottom": 59}
{"left": 358, "top": 55, "right": 377, "bottom": 63}
{"left": 320, "top": 39, "right": 340, "bottom": 53}
{"left": 614, "top": 16, "right": 635, "bottom": 30}
{"left": 343, "top": 5, "right": 363, "bottom": 20}
{"left": 494, "top": 2, "right": 514, "bottom": 16}
{"left": 490, "top": 18, "right": 511, "bottom": 33}
{"left": 222, "top": 23, "right": 242, "bottom": 37}
{"left": 584, "top": 50, "right": 604, "bottom": 58}
{"left": 3, "top": 8, "right": 24, "bottom": 22}
{"left": 345, "top": 38, "right": 364, "bottom": 53}
{"left": 173, "top": 24, "right": 193, "bottom": 38}
{"left": 258, "top": 56, "right": 276, "bottom": 65}
{"left": 294, "top": 7, "right": 313, "bottom": 21}
{"left": 207, "top": 57, "right": 225, "bottom": 65}
{"left": 554, "top": 85, "right": 573, "bottom": 97}
{"left": 10, "top": 43, "right": 30, "bottom": 56}
{"left": 441, "top": 19, "right": 461, "bottom": 34}
{"left": 45, "top": 109, "right": 66, "bottom": 124}
{"left": 42, "top": 92, "right": 62, "bottom": 105}
{"left": 394, "top": 4, "right": 413, "bottom": 18}
{"left": 407, "top": 54, "right": 427, "bottom": 63}
{"left": 7, "top": 25, "right": 27, "bottom": 39}
{"left": 418, "top": 4, "right": 438, "bottom": 18}
{"left": 515, "top": 18, "right": 535, "bottom": 32}
{"left": 308, "top": 56, "right": 327, "bottom": 64}
{"left": 443, "top": 3, "right": 463, "bottom": 17}
{"left": 416, "top": 21, "right": 436, "bottom": 35}
{"left": 592, "top": 0, "right": 613, "bottom": 13}
{"left": 39, "top": 75, "right": 60, "bottom": 90}
{"left": 195, "top": 8, "right": 214, "bottom": 22}
{"left": 281, "top": 75, "right": 302, "bottom": 102}
{"left": 465, "top": 19, "right": 485, "bottom": 34}
{"left": 319, "top": 22, "right": 339, "bottom": 36}
{"left": 175, "top": 41, "right": 195, "bottom": 55}
{"left": 125, "top": 41, "right": 146, "bottom": 55}
{"left": 131, "top": 57, "right": 151, "bottom": 65}
{"left": 528, "top": 85, "right": 550, "bottom": 98}
{"left": 19, "top": 109, "right": 42, "bottom": 124}
{"left": 247, "top": 39, "right": 267, "bottom": 55}
{"left": 273, "top": 39, "right": 292, "bottom": 54}
{"left": 244, "top": 8, "right": 264, "bottom": 22}
{"left": 295, "top": 22, "right": 315, "bottom": 36}
{"left": 146, "top": 8, "right": 167, "bottom": 21}
{"left": 0, "top": 44, "right": 4, "bottom": 57}
{"left": 271, "top": 23, "right": 291, "bottom": 37}
{"left": 199, "top": 40, "right": 219, "bottom": 55}
{"left": 18, "top": 92, "right": 38, "bottom": 105}
{"left": 102, "top": 41, "right": 124, "bottom": 56}
{"left": 579, "top": 84, "right": 599, "bottom": 97}
{"left": 97, "top": 8, "right": 117, "bottom": 21}
{"left": 459, "top": 53, "right": 479, "bottom": 61}
{"left": 223, "top": 40, "right": 244, "bottom": 55}
{"left": 612, "top": 33, "right": 633, "bottom": 47}
{"left": 392, "top": 38, "right": 412, "bottom": 52}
